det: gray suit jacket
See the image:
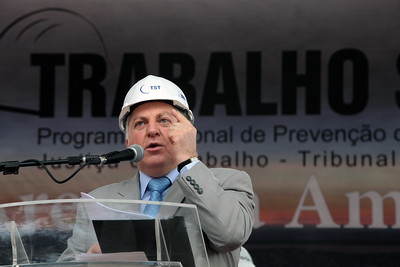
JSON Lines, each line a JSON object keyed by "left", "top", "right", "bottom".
{"left": 59, "top": 162, "right": 254, "bottom": 267}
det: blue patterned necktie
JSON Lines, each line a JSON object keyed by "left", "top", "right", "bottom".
{"left": 143, "top": 177, "right": 171, "bottom": 217}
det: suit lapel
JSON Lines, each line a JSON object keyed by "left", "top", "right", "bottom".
{"left": 159, "top": 179, "right": 185, "bottom": 218}
{"left": 164, "top": 180, "right": 185, "bottom": 203}
{"left": 105, "top": 173, "right": 141, "bottom": 213}
{"left": 116, "top": 173, "right": 141, "bottom": 200}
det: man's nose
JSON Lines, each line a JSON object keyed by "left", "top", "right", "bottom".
{"left": 147, "top": 121, "right": 160, "bottom": 136}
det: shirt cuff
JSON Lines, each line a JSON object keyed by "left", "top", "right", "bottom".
{"left": 179, "top": 160, "right": 199, "bottom": 175}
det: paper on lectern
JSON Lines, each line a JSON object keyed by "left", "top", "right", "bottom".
{"left": 75, "top": 251, "right": 148, "bottom": 262}
{"left": 80, "top": 192, "right": 152, "bottom": 220}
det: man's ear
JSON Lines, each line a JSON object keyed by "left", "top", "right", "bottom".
{"left": 125, "top": 138, "right": 129, "bottom": 148}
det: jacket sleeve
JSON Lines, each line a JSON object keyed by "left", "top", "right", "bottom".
{"left": 176, "top": 161, "right": 255, "bottom": 252}
{"left": 57, "top": 203, "right": 98, "bottom": 262}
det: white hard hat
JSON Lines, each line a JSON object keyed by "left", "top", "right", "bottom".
{"left": 118, "top": 75, "right": 194, "bottom": 132}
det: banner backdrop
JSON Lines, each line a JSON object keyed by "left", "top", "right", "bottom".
{"left": 1, "top": 0, "right": 400, "bottom": 265}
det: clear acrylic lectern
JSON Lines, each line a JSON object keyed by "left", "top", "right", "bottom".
{"left": 0, "top": 199, "right": 210, "bottom": 267}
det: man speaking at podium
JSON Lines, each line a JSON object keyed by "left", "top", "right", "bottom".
{"left": 59, "top": 75, "right": 255, "bottom": 266}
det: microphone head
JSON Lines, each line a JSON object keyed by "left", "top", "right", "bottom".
{"left": 128, "top": 144, "right": 145, "bottom": 162}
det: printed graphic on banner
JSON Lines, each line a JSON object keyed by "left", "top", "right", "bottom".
{"left": 0, "top": 0, "right": 399, "bottom": 236}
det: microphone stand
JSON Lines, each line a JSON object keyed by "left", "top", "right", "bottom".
{"left": 0, "top": 155, "right": 103, "bottom": 184}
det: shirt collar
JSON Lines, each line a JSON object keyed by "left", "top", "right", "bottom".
{"left": 139, "top": 168, "right": 179, "bottom": 199}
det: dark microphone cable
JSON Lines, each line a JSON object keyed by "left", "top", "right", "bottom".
{"left": 0, "top": 145, "right": 145, "bottom": 184}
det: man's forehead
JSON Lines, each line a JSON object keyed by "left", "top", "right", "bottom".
{"left": 131, "top": 103, "right": 174, "bottom": 118}
{"left": 132, "top": 101, "right": 173, "bottom": 112}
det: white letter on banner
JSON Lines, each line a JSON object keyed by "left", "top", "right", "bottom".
{"left": 345, "top": 191, "right": 400, "bottom": 229}
{"left": 253, "top": 193, "right": 266, "bottom": 229}
{"left": 285, "top": 175, "right": 340, "bottom": 228}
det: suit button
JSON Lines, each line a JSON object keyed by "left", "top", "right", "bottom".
{"left": 193, "top": 184, "right": 199, "bottom": 190}
{"left": 197, "top": 188, "right": 203, "bottom": 194}
{"left": 190, "top": 180, "right": 196, "bottom": 185}
{"left": 186, "top": 176, "right": 192, "bottom": 181}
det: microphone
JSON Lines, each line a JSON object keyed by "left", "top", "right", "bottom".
{"left": 82, "top": 144, "right": 145, "bottom": 165}
{"left": 0, "top": 145, "right": 145, "bottom": 178}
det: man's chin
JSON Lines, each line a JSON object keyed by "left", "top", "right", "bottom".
{"left": 137, "top": 158, "right": 175, "bottom": 175}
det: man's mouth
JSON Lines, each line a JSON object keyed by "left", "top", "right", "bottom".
{"left": 146, "top": 143, "right": 162, "bottom": 150}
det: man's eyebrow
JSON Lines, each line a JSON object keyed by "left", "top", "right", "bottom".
{"left": 130, "top": 114, "right": 147, "bottom": 123}
{"left": 157, "top": 111, "right": 173, "bottom": 118}
{"left": 131, "top": 111, "right": 172, "bottom": 121}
